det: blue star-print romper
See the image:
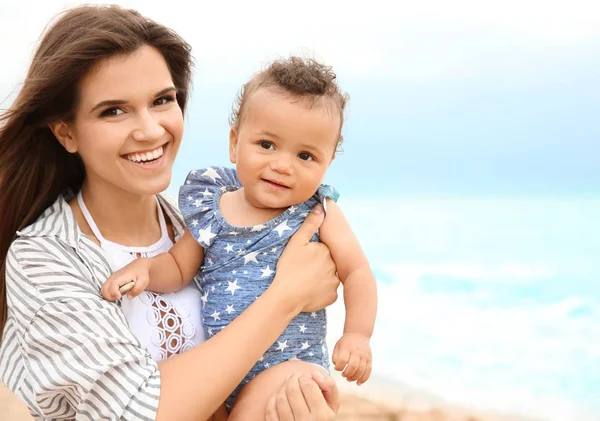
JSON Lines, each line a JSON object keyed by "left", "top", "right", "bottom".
{"left": 179, "top": 166, "right": 339, "bottom": 409}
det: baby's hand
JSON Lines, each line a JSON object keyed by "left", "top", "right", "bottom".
{"left": 332, "top": 332, "right": 372, "bottom": 385}
{"left": 101, "top": 258, "right": 151, "bottom": 301}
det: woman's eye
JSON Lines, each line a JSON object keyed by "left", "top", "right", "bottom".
{"left": 100, "top": 108, "right": 124, "bottom": 117}
{"left": 260, "top": 141, "right": 274, "bottom": 150}
{"left": 154, "top": 95, "right": 175, "bottom": 106}
{"left": 298, "top": 152, "right": 314, "bottom": 161}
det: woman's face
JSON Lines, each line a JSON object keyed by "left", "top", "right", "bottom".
{"left": 63, "top": 45, "right": 184, "bottom": 196}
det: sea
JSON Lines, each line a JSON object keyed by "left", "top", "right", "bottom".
{"left": 325, "top": 196, "right": 599, "bottom": 421}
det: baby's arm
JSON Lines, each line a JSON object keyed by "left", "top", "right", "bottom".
{"left": 101, "top": 229, "right": 204, "bottom": 300}
{"left": 318, "top": 200, "right": 377, "bottom": 385}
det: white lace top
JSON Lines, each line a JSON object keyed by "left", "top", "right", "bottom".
{"left": 78, "top": 192, "right": 205, "bottom": 361}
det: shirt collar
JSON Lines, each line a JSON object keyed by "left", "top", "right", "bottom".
{"left": 17, "top": 192, "right": 185, "bottom": 246}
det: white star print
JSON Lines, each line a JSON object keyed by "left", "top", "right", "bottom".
{"left": 225, "top": 279, "right": 241, "bottom": 295}
{"left": 224, "top": 244, "right": 234, "bottom": 253}
{"left": 211, "top": 285, "right": 215, "bottom": 292}
{"left": 232, "top": 270, "right": 237, "bottom": 274}
{"left": 289, "top": 354, "right": 299, "bottom": 361}
{"left": 271, "top": 247, "right": 278, "bottom": 253}
{"left": 300, "top": 212, "right": 309, "bottom": 217}
{"left": 299, "top": 324, "right": 307, "bottom": 333}
{"left": 259, "top": 355, "right": 264, "bottom": 362}
{"left": 276, "top": 341, "right": 289, "bottom": 352}
{"left": 308, "top": 352, "right": 313, "bottom": 357}
{"left": 190, "top": 170, "right": 197, "bottom": 175}
{"left": 194, "top": 199, "right": 202, "bottom": 208}
{"left": 260, "top": 265, "right": 274, "bottom": 278}
{"left": 246, "top": 239, "right": 251, "bottom": 244}
{"left": 225, "top": 305, "right": 235, "bottom": 315}
{"left": 191, "top": 219, "right": 199, "bottom": 227}
{"left": 311, "top": 312, "right": 317, "bottom": 318}
{"left": 273, "top": 220, "right": 292, "bottom": 237}
{"left": 210, "top": 311, "right": 221, "bottom": 321}
{"left": 207, "top": 258, "right": 214, "bottom": 265}
{"left": 229, "top": 231, "right": 240, "bottom": 236}
{"left": 243, "top": 270, "right": 248, "bottom": 275}
{"left": 243, "top": 251, "right": 260, "bottom": 265}
{"left": 207, "top": 327, "right": 213, "bottom": 336}
{"left": 289, "top": 205, "right": 297, "bottom": 214}
{"left": 251, "top": 224, "right": 267, "bottom": 232}
{"left": 187, "top": 195, "right": 193, "bottom": 201}
{"left": 202, "top": 167, "right": 222, "bottom": 182}
{"left": 197, "top": 225, "right": 217, "bottom": 246}
{"left": 201, "top": 291, "right": 209, "bottom": 305}
{"left": 202, "top": 188, "right": 213, "bottom": 197}
{"left": 301, "top": 342, "right": 310, "bottom": 350}
{"left": 263, "top": 252, "right": 268, "bottom": 256}
{"left": 264, "top": 362, "right": 270, "bottom": 368}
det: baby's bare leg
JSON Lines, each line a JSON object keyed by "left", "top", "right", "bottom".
{"left": 228, "top": 360, "right": 326, "bottom": 421}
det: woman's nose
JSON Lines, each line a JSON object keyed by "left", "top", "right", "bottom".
{"left": 131, "top": 111, "right": 165, "bottom": 143}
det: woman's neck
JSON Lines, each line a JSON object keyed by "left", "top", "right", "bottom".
{"left": 76, "top": 181, "right": 162, "bottom": 247}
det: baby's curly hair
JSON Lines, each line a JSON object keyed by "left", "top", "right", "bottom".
{"left": 230, "top": 56, "right": 349, "bottom": 150}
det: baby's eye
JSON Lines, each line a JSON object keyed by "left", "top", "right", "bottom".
{"left": 260, "top": 141, "right": 275, "bottom": 150}
{"left": 298, "top": 152, "right": 314, "bottom": 161}
{"left": 100, "top": 107, "right": 124, "bottom": 117}
{"left": 154, "top": 95, "right": 176, "bottom": 106}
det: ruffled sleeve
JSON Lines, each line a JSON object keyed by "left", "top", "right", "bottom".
{"left": 178, "top": 167, "right": 240, "bottom": 248}
{"left": 316, "top": 184, "right": 339, "bottom": 212}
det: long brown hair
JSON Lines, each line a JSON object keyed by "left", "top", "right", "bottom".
{"left": 0, "top": 5, "right": 193, "bottom": 342}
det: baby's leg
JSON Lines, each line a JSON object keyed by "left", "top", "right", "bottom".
{"left": 228, "top": 360, "right": 327, "bottom": 421}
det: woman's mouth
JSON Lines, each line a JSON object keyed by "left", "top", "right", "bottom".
{"left": 123, "top": 145, "right": 165, "bottom": 166}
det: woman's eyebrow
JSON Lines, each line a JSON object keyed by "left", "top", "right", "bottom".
{"left": 90, "top": 86, "right": 177, "bottom": 113}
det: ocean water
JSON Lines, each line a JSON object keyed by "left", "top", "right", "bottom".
{"left": 326, "top": 196, "right": 600, "bottom": 421}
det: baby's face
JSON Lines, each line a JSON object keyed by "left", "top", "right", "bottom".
{"left": 230, "top": 89, "right": 340, "bottom": 211}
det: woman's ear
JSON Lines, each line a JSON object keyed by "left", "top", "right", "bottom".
{"left": 229, "top": 127, "right": 238, "bottom": 164}
{"left": 48, "top": 121, "right": 78, "bottom": 153}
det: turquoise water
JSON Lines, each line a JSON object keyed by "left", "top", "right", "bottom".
{"left": 336, "top": 196, "right": 599, "bottom": 421}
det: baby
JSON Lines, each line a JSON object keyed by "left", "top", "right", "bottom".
{"left": 102, "top": 56, "right": 377, "bottom": 416}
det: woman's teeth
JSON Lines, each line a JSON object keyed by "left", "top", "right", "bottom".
{"left": 126, "top": 145, "right": 164, "bottom": 163}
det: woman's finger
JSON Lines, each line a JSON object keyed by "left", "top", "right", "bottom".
{"left": 265, "top": 395, "right": 279, "bottom": 421}
{"left": 275, "top": 378, "right": 295, "bottom": 421}
{"left": 311, "top": 372, "right": 340, "bottom": 413}
{"left": 286, "top": 205, "right": 325, "bottom": 247}
{"left": 286, "top": 374, "right": 310, "bottom": 419}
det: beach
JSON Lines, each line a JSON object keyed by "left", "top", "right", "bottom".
{"left": 0, "top": 374, "right": 528, "bottom": 421}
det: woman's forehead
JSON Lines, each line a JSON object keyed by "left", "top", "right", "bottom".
{"left": 78, "top": 46, "right": 173, "bottom": 106}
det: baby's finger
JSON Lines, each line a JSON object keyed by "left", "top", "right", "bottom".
{"left": 332, "top": 342, "right": 340, "bottom": 366}
{"left": 357, "top": 361, "right": 372, "bottom": 386}
{"left": 101, "top": 281, "right": 121, "bottom": 301}
{"left": 342, "top": 353, "right": 360, "bottom": 380}
{"left": 127, "top": 277, "right": 148, "bottom": 299}
{"left": 350, "top": 357, "right": 367, "bottom": 383}
{"left": 333, "top": 347, "right": 349, "bottom": 372}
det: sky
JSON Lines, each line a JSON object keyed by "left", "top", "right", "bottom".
{"left": 1, "top": 0, "right": 599, "bottom": 197}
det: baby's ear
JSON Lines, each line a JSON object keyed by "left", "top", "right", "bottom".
{"left": 229, "top": 127, "right": 238, "bottom": 164}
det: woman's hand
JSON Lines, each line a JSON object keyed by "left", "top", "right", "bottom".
{"left": 265, "top": 373, "right": 340, "bottom": 421}
{"left": 273, "top": 205, "right": 340, "bottom": 313}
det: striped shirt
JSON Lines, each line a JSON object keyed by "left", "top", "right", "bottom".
{"left": 0, "top": 193, "right": 190, "bottom": 420}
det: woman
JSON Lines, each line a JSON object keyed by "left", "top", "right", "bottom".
{"left": 0, "top": 5, "right": 341, "bottom": 421}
